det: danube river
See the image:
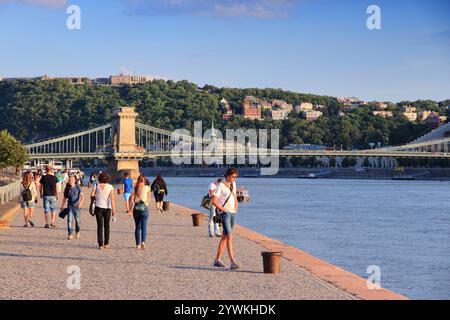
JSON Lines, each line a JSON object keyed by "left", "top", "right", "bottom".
{"left": 162, "top": 177, "right": 450, "bottom": 300}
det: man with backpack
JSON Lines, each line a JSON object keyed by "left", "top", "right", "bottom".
{"left": 60, "top": 175, "right": 84, "bottom": 240}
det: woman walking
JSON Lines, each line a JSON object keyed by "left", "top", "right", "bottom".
{"left": 151, "top": 175, "right": 168, "bottom": 213}
{"left": 130, "top": 174, "right": 151, "bottom": 250}
{"left": 19, "top": 171, "right": 37, "bottom": 227}
{"left": 212, "top": 168, "right": 240, "bottom": 270}
{"left": 90, "top": 172, "right": 116, "bottom": 250}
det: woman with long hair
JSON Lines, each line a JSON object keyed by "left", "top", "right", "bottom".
{"left": 130, "top": 174, "right": 151, "bottom": 250}
{"left": 19, "top": 171, "right": 37, "bottom": 227}
{"left": 90, "top": 172, "right": 116, "bottom": 249}
{"left": 151, "top": 175, "right": 168, "bottom": 213}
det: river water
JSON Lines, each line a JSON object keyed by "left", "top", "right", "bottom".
{"left": 159, "top": 177, "right": 450, "bottom": 300}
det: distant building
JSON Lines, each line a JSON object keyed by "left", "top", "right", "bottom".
{"left": 271, "top": 109, "right": 288, "bottom": 120}
{"left": 303, "top": 110, "right": 323, "bottom": 121}
{"left": 110, "top": 74, "right": 152, "bottom": 86}
{"left": 295, "top": 102, "right": 313, "bottom": 113}
{"left": 401, "top": 105, "right": 417, "bottom": 113}
{"left": 375, "top": 102, "right": 388, "bottom": 110}
{"left": 221, "top": 98, "right": 234, "bottom": 121}
{"left": 243, "top": 96, "right": 262, "bottom": 120}
{"left": 425, "top": 112, "right": 440, "bottom": 129}
{"left": 418, "top": 110, "right": 433, "bottom": 121}
{"left": 373, "top": 111, "right": 393, "bottom": 118}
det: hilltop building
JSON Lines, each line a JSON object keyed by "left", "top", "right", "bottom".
{"left": 295, "top": 102, "right": 313, "bottom": 113}
{"left": 303, "top": 110, "right": 323, "bottom": 121}
{"left": 242, "top": 96, "right": 262, "bottom": 120}
{"left": 110, "top": 74, "right": 153, "bottom": 86}
{"left": 373, "top": 111, "right": 393, "bottom": 118}
{"left": 220, "top": 98, "right": 234, "bottom": 121}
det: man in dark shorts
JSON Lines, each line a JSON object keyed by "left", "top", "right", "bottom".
{"left": 39, "top": 166, "right": 59, "bottom": 228}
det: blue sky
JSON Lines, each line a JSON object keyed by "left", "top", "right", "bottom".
{"left": 0, "top": 0, "right": 449, "bottom": 102}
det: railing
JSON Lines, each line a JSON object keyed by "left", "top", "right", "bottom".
{"left": 0, "top": 178, "right": 21, "bottom": 205}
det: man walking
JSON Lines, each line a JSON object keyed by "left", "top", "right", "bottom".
{"left": 60, "top": 175, "right": 84, "bottom": 240}
{"left": 39, "top": 165, "right": 59, "bottom": 228}
{"left": 121, "top": 172, "right": 134, "bottom": 214}
{"left": 208, "top": 178, "right": 223, "bottom": 238}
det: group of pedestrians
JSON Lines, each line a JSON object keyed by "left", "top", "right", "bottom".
{"left": 19, "top": 165, "right": 240, "bottom": 269}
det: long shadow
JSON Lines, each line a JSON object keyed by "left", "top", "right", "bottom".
{"left": 169, "top": 265, "right": 261, "bottom": 274}
{"left": 0, "top": 240, "right": 96, "bottom": 250}
{"left": 0, "top": 252, "right": 108, "bottom": 262}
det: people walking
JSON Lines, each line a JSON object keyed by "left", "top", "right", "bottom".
{"left": 60, "top": 175, "right": 84, "bottom": 240}
{"left": 130, "top": 174, "right": 151, "bottom": 250}
{"left": 55, "top": 170, "right": 64, "bottom": 195}
{"left": 90, "top": 172, "right": 116, "bottom": 249}
{"left": 39, "top": 166, "right": 59, "bottom": 228}
{"left": 19, "top": 171, "right": 37, "bottom": 227}
{"left": 208, "top": 177, "right": 223, "bottom": 238}
{"left": 212, "top": 168, "right": 240, "bottom": 270}
{"left": 151, "top": 175, "right": 168, "bottom": 213}
{"left": 121, "top": 172, "right": 134, "bottom": 214}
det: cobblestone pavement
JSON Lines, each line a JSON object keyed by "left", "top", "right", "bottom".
{"left": 0, "top": 188, "right": 356, "bottom": 300}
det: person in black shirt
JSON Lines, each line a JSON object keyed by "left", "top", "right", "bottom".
{"left": 39, "top": 166, "right": 59, "bottom": 228}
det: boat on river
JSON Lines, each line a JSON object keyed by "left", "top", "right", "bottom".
{"left": 236, "top": 187, "right": 250, "bottom": 202}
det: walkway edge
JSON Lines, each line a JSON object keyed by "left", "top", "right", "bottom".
{"left": 171, "top": 203, "right": 409, "bottom": 301}
{"left": 0, "top": 204, "right": 20, "bottom": 228}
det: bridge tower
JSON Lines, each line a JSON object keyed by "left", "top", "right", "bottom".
{"left": 108, "top": 107, "right": 141, "bottom": 183}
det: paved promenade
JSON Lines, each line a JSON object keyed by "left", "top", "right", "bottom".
{"left": 0, "top": 187, "right": 403, "bottom": 300}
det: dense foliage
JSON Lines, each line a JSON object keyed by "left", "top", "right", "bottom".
{"left": 0, "top": 130, "right": 29, "bottom": 169}
{"left": 0, "top": 79, "right": 448, "bottom": 149}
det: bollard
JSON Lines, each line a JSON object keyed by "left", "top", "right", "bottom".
{"left": 191, "top": 213, "right": 203, "bottom": 227}
{"left": 0, "top": 220, "right": 10, "bottom": 228}
{"left": 162, "top": 201, "right": 170, "bottom": 211}
{"left": 261, "top": 251, "right": 283, "bottom": 274}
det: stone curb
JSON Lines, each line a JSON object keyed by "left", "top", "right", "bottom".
{"left": 171, "top": 203, "right": 409, "bottom": 301}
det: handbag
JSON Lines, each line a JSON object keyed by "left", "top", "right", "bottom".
{"left": 59, "top": 208, "right": 69, "bottom": 219}
{"left": 134, "top": 200, "right": 147, "bottom": 213}
{"left": 201, "top": 194, "right": 211, "bottom": 210}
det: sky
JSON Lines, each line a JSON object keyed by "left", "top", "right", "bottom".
{"left": 0, "top": 0, "right": 449, "bottom": 102}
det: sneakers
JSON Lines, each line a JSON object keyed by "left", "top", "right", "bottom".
{"left": 23, "top": 224, "right": 28, "bottom": 228}
{"left": 136, "top": 244, "right": 141, "bottom": 250}
{"left": 213, "top": 260, "right": 226, "bottom": 268}
{"left": 230, "top": 262, "right": 240, "bottom": 270}
{"left": 75, "top": 232, "right": 80, "bottom": 240}
{"left": 28, "top": 220, "right": 35, "bottom": 227}
{"left": 141, "top": 242, "right": 146, "bottom": 250}
{"left": 50, "top": 224, "right": 57, "bottom": 228}
{"left": 67, "top": 235, "right": 74, "bottom": 240}
{"left": 44, "top": 224, "right": 50, "bottom": 229}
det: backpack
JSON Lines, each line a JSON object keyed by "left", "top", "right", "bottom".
{"left": 22, "top": 183, "right": 33, "bottom": 202}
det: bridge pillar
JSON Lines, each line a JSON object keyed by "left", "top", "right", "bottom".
{"left": 108, "top": 107, "right": 141, "bottom": 183}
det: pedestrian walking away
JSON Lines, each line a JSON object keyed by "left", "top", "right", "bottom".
{"left": 60, "top": 175, "right": 84, "bottom": 240}
{"left": 212, "top": 168, "right": 240, "bottom": 270}
{"left": 39, "top": 166, "right": 59, "bottom": 228}
{"left": 151, "top": 175, "right": 168, "bottom": 213}
{"left": 90, "top": 172, "right": 116, "bottom": 249}
{"left": 130, "top": 174, "right": 151, "bottom": 250}
{"left": 122, "top": 172, "right": 134, "bottom": 214}
{"left": 19, "top": 171, "right": 37, "bottom": 227}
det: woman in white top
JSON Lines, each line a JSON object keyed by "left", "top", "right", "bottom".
{"left": 212, "top": 168, "right": 240, "bottom": 270}
{"left": 130, "top": 174, "right": 151, "bottom": 250}
{"left": 90, "top": 172, "right": 116, "bottom": 249}
{"left": 19, "top": 171, "right": 37, "bottom": 227}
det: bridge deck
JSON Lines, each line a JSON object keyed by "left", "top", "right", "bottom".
{"left": 0, "top": 187, "right": 357, "bottom": 300}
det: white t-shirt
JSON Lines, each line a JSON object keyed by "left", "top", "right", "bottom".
{"left": 214, "top": 182, "right": 237, "bottom": 214}
{"left": 209, "top": 183, "right": 217, "bottom": 194}
{"left": 135, "top": 185, "right": 151, "bottom": 205}
{"left": 95, "top": 183, "right": 114, "bottom": 209}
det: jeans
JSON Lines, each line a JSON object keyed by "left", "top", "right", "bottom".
{"left": 208, "top": 204, "right": 222, "bottom": 237}
{"left": 67, "top": 206, "right": 81, "bottom": 235}
{"left": 133, "top": 204, "right": 149, "bottom": 246}
{"left": 43, "top": 196, "right": 57, "bottom": 214}
{"left": 95, "top": 207, "right": 111, "bottom": 246}
{"left": 222, "top": 212, "right": 236, "bottom": 236}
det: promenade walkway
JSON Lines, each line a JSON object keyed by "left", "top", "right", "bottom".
{"left": 0, "top": 187, "right": 381, "bottom": 300}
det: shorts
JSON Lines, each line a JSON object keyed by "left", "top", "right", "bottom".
{"left": 21, "top": 201, "right": 35, "bottom": 209}
{"left": 43, "top": 196, "right": 58, "bottom": 214}
{"left": 123, "top": 193, "right": 132, "bottom": 201}
{"left": 154, "top": 192, "right": 164, "bottom": 202}
{"left": 222, "top": 212, "right": 236, "bottom": 236}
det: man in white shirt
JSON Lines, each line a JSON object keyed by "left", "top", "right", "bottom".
{"left": 212, "top": 168, "right": 240, "bottom": 270}
{"left": 208, "top": 178, "right": 223, "bottom": 238}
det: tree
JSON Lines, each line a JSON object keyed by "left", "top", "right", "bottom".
{"left": 0, "top": 130, "right": 29, "bottom": 170}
